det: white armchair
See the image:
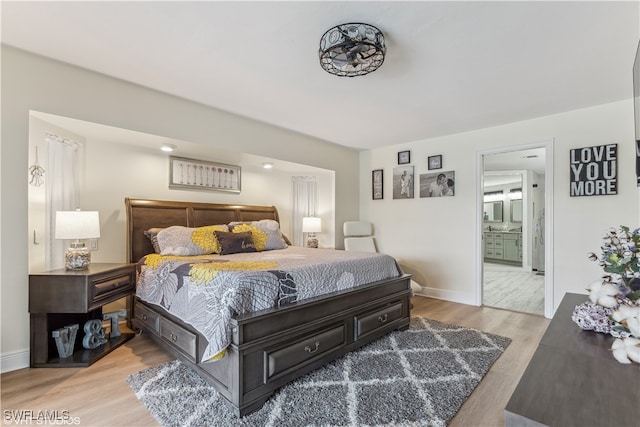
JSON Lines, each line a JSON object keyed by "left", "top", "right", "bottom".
{"left": 343, "top": 221, "right": 377, "bottom": 252}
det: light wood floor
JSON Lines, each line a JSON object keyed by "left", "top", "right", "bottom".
{"left": 1, "top": 297, "right": 549, "bottom": 426}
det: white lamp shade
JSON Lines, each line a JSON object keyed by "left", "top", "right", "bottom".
{"left": 302, "top": 217, "right": 322, "bottom": 233}
{"left": 55, "top": 211, "right": 101, "bottom": 240}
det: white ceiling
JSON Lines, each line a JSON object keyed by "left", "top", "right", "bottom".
{"left": 2, "top": 1, "right": 639, "bottom": 150}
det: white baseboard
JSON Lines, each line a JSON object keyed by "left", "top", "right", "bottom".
{"left": 413, "top": 286, "right": 477, "bottom": 306}
{"left": 1, "top": 349, "right": 29, "bottom": 373}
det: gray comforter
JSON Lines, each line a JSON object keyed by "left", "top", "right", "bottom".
{"left": 136, "top": 246, "right": 401, "bottom": 362}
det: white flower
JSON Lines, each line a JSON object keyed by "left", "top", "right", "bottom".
{"left": 587, "top": 281, "right": 620, "bottom": 308}
{"left": 628, "top": 317, "right": 640, "bottom": 338}
{"left": 611, "top": 305, "right": 639, "bottom": 323}
{"left": 611, "top": 305, "right": 640, "bottom": 337}
{"left": 611, "top": 337, "right": 640, "bottom": 364}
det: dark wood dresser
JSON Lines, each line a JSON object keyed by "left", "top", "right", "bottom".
{"left": 505, "top": 292, "right": 640, "bottom": 426}
{"left": 29, "top": 263, "right": 135, "bottom": 367}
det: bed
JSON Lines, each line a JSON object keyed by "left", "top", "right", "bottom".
{"left": 126, "top": 198, "right": 411, "bottom": 416}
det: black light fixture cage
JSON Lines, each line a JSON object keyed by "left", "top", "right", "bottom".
{"left": 319, "top": 23, "right": 386, "bottom": 77}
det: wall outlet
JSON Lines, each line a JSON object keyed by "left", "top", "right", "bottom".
{"left": 89, "top": 239, "right": 99, "bottom": 251}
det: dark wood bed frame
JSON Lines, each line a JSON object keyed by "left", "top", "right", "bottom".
{"left": 126, "top": 198, "right": 411, "bottom": 416}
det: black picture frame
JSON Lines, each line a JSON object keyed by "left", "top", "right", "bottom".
{"left": 393, "top": 166, "right": 415, "bottom": 199}
{"left": 372, "top": 169, "right": 383, "bottom": 200}
{"left": 398, "top": 150, "right": 411, "bottom": 164}
{"left": 569, "top": 144, "right": 617, "bottom": 196}
{"left": 428, "top": 155, "right": 442, "bottom": 170}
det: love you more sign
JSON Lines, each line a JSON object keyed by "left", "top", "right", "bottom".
{"left": 570, "top": 144, "right": 617, "bottom": 197}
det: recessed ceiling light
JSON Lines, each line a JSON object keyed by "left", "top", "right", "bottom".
{"left": 262, "top": 162, "right": 273, "bottom": 169}
{"left": 161, "top": 144, "right": 176, "bottom": 152}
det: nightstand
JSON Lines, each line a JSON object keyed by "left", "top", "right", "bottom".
{"left": 29, "top": 263, "right": 136, "bottom": 367}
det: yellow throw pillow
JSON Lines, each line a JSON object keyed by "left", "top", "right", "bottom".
{"left": 231, "top": 224, "right": 268, "bottom": 251}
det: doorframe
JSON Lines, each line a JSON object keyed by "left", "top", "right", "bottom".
{"left": 475, "top": 139, "right": 555, "bottom": 318}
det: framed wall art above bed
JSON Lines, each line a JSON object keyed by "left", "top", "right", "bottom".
{"left": 169, "top": 155, "right": 241, "bottom": 193}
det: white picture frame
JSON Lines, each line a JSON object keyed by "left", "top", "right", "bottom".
{"left": 169, "top": 156, "right": 241, "bottom": 193}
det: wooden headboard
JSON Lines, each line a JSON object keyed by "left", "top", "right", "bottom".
{"left": 125, "top": 198, "right": 280, "bottom": 263}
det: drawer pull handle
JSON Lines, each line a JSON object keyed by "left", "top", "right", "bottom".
{"left": 304, "top": 341, "right": 320, "bottom": 354}
{"left": 141, "top": 314, "right": 148, "bottom": 321}
{"left": 170, "top": 333, "right": 178, "bottom": 342}
{"left": 378, "top": 314, "right": 388, "bottom": 323}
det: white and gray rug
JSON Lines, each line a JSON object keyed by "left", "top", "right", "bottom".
{"left": 127, "top": 317, "right": 511, "bottom": 427}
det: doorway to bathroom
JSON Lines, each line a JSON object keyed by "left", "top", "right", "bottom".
{"left": 477, "top": 141, "right": 554, "bottom": 317}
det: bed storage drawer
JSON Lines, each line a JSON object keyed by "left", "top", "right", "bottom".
{"left": 354, "top": 302, "right": 404, "bottom": 340}
{"left": 160, "top": 317, "right": 197, "bottom": 362}
{"left": 264, "top": 325, "right": 345, "bottom": 382}
{"left": 133, "top": 301, "right": 160, "bottom": 334}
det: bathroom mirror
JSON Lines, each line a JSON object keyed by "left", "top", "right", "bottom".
{"left": 483, "top": 201, "right": 503, "bottom": 222}
{"left": 511, "top": 199, "right": 523, "bottom": 222}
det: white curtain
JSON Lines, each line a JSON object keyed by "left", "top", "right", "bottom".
{"left": 292, "top": 176, "right": 318, "bottom": 246}
{"left": 45, "top": 133, "right": 79, "bottom": 270}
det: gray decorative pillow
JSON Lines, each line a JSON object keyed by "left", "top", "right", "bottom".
{"left": 214, "top": 231, "right": 257, "bottom": 255}
{"left": 143, "top": 227, "right": 164, "bottom": 253}
{"left": 157, "top": 224, "right": 229, "bottom": 256}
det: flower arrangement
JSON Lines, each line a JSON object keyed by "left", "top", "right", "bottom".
{"left": 572, "top": 226, "right": 640, "bottom": 364}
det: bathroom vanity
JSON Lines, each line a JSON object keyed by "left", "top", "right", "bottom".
{"left": 483, "top": 231, "right": 522, "bottom": 264}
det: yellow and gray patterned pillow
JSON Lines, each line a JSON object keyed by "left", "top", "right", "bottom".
{"left": 157, "top": 225, "right": 228, "bottom": 256}
{"left": 228, "top": 220, "right": 287, "bottom": 251}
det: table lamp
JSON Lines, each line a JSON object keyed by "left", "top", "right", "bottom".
{"left": 55, "top": 210, "right": 100, "bottom": 270}
{"left": 302, "top": 217, "right": 322, "bottom": 248}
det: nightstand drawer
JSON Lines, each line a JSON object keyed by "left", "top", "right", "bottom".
{"left": 160, "top": 317, "right": 197, "bottom": 361}
{"left": 30, "top": 263, "right": 135, "bottom": 313}
{"left": 92, "top": 273, "right": 133, "bottom": 306}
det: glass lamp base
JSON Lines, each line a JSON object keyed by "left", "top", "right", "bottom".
{"left": 306, "top": 235, "right": 318, "bottom": 248}
{"left": 64, "top": 245, "right": 91, "bottom": 270}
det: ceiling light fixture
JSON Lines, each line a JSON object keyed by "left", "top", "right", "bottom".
{"left": 262, "top": 162, "right": 273, "bottom": 169}
{"left": 161, "top": 144, "right": 176, "bottom": 152}
{"left": 319, "top": 23, "right": 386, "bottom": 77}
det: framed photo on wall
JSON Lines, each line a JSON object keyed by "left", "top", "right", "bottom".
{"left": 419, "top": 170, "right": 455, "bottom": 197}
{"left": 169, "top": 156, "right": 241, "bottom": 193}
{"left": 428, "top": 155, "right": 442, "bottom": 170}
{"left": 393, "top": 165, "right": 414, "bottom": 199}
{"left": 397, "top": 150, "right": 411, "bottom": 165}
{"left": 372, "top": 169, "right": 383, "bottom": 200}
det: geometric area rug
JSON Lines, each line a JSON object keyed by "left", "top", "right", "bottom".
{"left": 127, "top": 317, "right": 511, "bottom": 427}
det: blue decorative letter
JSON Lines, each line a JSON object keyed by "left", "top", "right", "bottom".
{"left": 103, "top": 309, "right": 127, "bottom": 338}
{"left": 52, "top": 324, "right": 79, "bottom": 358}
{"left": 82, "top": 319, "right": 107, "bottom": 349}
